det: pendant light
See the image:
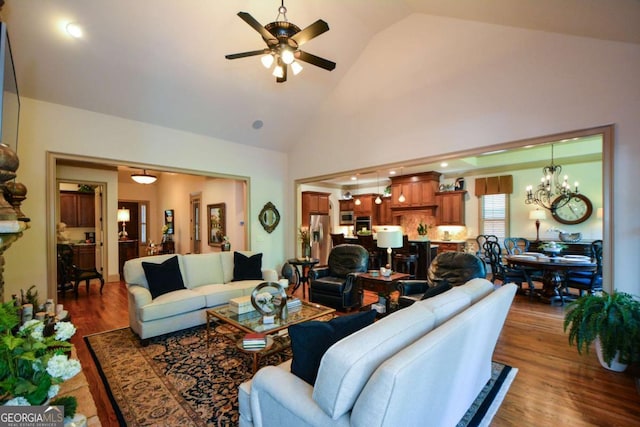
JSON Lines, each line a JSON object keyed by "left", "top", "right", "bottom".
{"left": 131, "top": 169, "right": 157, "bottom": 184}
{"left": 375, "top": 171, "right": 382, "bottom": 205}
{"left": 398, "top": 167, "right": 406, "bottom": 203}
{"left": 354, "top": 176, "right": 361, "bottom": 206}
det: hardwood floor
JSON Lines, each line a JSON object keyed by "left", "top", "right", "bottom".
{"left": 63, "top": 280, "right": 640, "bottom": 427}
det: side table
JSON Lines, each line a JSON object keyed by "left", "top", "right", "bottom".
{"left": 287, "top": 258, "right": 319, "bottom": 299}
{"left": 357, "top": 272, "right": 410, "bottom": 315}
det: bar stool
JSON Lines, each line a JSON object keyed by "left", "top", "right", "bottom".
{"left": 393, "top": 235, "right": 418, "bottom": 278}
{"left": 357, "top": 234, "right": 380, "bottom": 270}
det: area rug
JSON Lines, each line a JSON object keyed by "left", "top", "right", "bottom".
{"left": 85, "top": 325, "right": 517, "bottom": 426}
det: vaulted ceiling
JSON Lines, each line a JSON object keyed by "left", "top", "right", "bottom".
{"left": 3, "top": 0, "right": 639, "bottom": 152}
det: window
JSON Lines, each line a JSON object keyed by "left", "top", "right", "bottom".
{"left": 140, "top": 202, "right": 149, "bottom": 244}
{"left": 480, "top": 194, "right": 508, "bottom": 241}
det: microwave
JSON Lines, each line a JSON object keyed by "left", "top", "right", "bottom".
{"left": 339, "top": 210, "right": 354, "bottom": 225}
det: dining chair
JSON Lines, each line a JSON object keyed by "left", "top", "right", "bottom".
{"left": 357, "top": 234, "right": 380, "bottom": 269}
{"left": 483, "top": 240, "right": 535, "bottom": 296}
{"left": 504, "top": 237, "right": 531, "bottom": 255}
{"left": 330, "top": 233, "right": 346, "bottom": 247}
{"left": 475, "top": 234, "right": 498, "bottom": 267}
{"left": 394, "top": 235, "right": 418, "bottom": 278}
{"left": 564, "top": 240, "right": 603, "bottom": 296}
{"left": 57, "top": 243, "right": 105, "bottom": 297}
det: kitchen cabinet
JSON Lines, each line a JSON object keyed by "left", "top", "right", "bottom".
{"left": 339, "top": 199, "right": 354, "bottom": 212}
{"left": 72, "top": 244, "right": 96, "bottom": 270}
{"left": 60, "top": 191, "right": 95, "bottom": 227}
{"left": 390, "top": 172, "right": 441, "bottom": 209}
{"left": 302, "top": 191, "right": 330, "bottom": 227}
{"left": 377, "top": 197, "right": 393, "bottom": 225}
{"left": 353, "top": 194, "right": 384, "bottom": 226}
{"left": 436, "top": 191, "right": 466, "bottom": 225}
{"left": 433, "top": 241, "right": 466, "bottom": 254}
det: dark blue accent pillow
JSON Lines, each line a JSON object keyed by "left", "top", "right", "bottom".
{"left": 289, "top": 310, "right": 377, "bottom": 385}
{"left": 142, "top": 256, "right": 186, "bottom": 299}
{"left": 421, "top": 281, "right": 452, "bottom": 300}
{"left": 233, "top": 252, "right": 263, "bottom": 281}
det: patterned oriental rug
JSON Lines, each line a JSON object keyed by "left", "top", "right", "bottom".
{"left": 85, "top": 325, "right": 517, "bottom": 427}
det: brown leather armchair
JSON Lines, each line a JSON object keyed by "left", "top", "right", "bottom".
{"left": 396, "top": 252, "right": 487, "bottom": 308}
{"left": 309, "top": 244, "right": 369, "bottom": 311}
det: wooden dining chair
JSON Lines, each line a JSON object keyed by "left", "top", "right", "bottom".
{"left": 475, "top": 234, "right": 498, "bottom": 267}
{"left": 330, "top": 233, "right": 346, "bottom": 247}
{"left": 565, "top": 240, "right": 603, "bottom": 296}
{"left": 483, "top": 240, "right": 535, "bottom": 297}
{"left": 357, "top": 234, "right": 380, "bottom": 269}
{"left": 504, "top": 237, "right": 531, "bottom": 255}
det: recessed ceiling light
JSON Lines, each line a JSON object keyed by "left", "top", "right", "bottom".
{"left": 389, "top": 170, "right": 396, "bottom": 175}
{"left": 350, "top": 176, "right": 357, "bottom": 181}
{"left": 440, "top": 162, "right": 448, "bottom": 168}
{"left": 65, "top": 22, "right": 83, "bottom": 38}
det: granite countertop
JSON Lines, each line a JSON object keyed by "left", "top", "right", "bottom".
{"left": 430, "top": 240, "right": 467, "bottom": 243}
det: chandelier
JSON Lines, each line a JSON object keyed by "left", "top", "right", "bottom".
{"left": 525, "top": 144, "right": 579, "bottom": 211}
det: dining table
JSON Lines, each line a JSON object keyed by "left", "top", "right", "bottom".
{"left": 506, "top": 253, "right": 597, "bottom": 305}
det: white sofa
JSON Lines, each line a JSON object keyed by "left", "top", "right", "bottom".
{"left": 124, "top": 252, "right": 287, "bottom": 340}
{"left": 239, "top": 280, "right": 517, "bottom": 427}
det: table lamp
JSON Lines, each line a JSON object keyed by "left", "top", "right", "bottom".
{"left": 117, "top": 208, "right": 130, "bottom": 239}
{"left": 376, "top": 230, "right": 403, "bottom": 270}
{"left": 529, "top": 209, "right": 546, "bottom": 241}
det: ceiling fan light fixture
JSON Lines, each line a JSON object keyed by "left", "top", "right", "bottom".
{"left": 261, "top": 54, "right": 274, "bottom": 68}
{"left": 272, "top": 65, "right": 284, "bottom": 78}
{"left": 131, "top": 169, "right": 157, "bottom": 184}
{"left": 281, "top": 49, "right": 295, "bottom": 65}
{"left": 291, "top": 61, "right": 303, "bottom": 75}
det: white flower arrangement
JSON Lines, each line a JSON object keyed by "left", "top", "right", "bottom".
{"left": 1, "top": 302, "right": 81, "bottom": 408}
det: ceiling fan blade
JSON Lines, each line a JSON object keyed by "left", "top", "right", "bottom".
{"left": 296, "top": 50, "right": 336, "bottom": 71}
{"left": 277, "top": 64, "right": 288, "bottom": 83}
{"left": 225, "top": 49, "right": 270, "bottom": 60}
{"left": 237, "top": 12, "right": 277, "bottom": 43}
{"left": 290, "top": 20, "right": 330, "bottom": 46}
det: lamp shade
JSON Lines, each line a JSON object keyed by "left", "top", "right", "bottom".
{"left": 529, "top": 209, "right": 547, "bottom": 220}
{"left": 117, "top": 208, "right": 130, "bottom": 223}
{"left": 377, "top": 230, "right": 403, "bottom": 249}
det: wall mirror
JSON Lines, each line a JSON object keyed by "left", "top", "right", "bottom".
{"left": 259, "top": 202, "right": 280, "bottom": 233}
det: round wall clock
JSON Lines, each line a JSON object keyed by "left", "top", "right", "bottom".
{"left": 551, "top": 194, "right": 593, "bottom": 225}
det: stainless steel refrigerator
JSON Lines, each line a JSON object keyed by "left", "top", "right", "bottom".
{"left": 309, "top": 214, "right": 331, "bottom": 266}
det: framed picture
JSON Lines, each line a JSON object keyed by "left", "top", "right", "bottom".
{"left": 207, "top": 203, "right": 226, "bottom": 246}
{"left": 164, "top": 209, "right": 174, "bottom": 234}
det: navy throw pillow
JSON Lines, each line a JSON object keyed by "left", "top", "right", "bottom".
{"left": 233, "top": 252, "right": 263, "bottom": 281}
{"left": 421, "top": 281, "right": 452, "bottom": 300}
{"left": 289, "top": 310, "right": 377, "bottom": 385}
{"left": 142, "top": 256, "right": 186, "bottom": 299}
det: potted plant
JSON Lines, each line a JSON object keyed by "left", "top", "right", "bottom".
{"left": 563, "top": 291, "right": 640, "bottom": 371}
{"left": 417, "top": 222, "right": 431, "bottom": 238}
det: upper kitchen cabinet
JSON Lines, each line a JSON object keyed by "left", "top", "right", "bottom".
{"left": 60, "top": 191, "right": 96, "bottom": 227}
{"left": 390, "top": 172, "right": 441, "bottom": 208}
{"left": 436, "top": 190, "right": 467, "bottom": 225}
{"left": 302, "top": 191, "right": 330, "bottom": 226}
{"left": 377, "top": 197, "right": 393, "bottom": 225}
{"left": 339, "top": 199, "right": 354, "bottom": 212}
{"left": 353, "top": 193, "right": 376, "bottom": 217}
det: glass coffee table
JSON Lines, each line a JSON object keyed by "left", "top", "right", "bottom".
{"left": 206, "top": 300, "right": 335, "bottom": 372}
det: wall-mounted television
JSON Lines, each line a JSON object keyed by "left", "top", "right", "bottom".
{"left": 0, "top": 22, "right": 19, "bottom": 151}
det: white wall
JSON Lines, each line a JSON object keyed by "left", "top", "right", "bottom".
{"left": 5, "top": 98, "right": 288, "bottom": 300}
{"left": 290, "top": 14, "right": 640, "bottom": 294}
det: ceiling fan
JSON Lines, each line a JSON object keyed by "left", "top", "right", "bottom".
{"left": 225, "top": 0, "right": 336, "bottom": 83}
